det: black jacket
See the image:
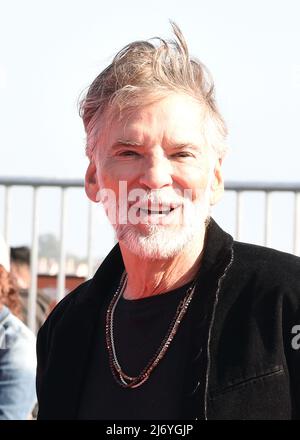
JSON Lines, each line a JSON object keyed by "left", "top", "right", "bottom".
{"left": 36, "top": 219, "right": 300, "bottom": 420}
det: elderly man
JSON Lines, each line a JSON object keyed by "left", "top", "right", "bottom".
{"left": 36, "top": 24, "right": 300, "bottom": 420}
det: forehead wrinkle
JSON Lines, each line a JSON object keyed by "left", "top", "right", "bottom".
{"left": 167, "top": 141, "right": 201, "bottom": 150}
{"left": 110, "top": 139, "right": 143, "bottom": 150}
{"left": 104, "top": 96, "right": 208, "bottom": 152}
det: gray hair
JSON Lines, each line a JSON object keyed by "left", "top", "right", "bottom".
{"left": 79, "top": 22, "right": 228, "bottom": 160}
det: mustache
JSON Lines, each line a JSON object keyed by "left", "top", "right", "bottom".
{"left": 128, "top": 190, "right": 192, "bottom": 208}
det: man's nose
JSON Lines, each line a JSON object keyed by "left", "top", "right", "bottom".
{"left": 139, "top": 155, "right": 173, "bottom": 189}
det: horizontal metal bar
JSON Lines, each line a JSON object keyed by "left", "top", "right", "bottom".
{"left": 225, "top": 182, "right": 300, "bottom": 192}
{"left": 0, "top": 177, "right": 84, "bottom": 188}
{"left": 1, "top": 176, "right": 300, "bottom": 192}
{"left": 0, "top": 177, "right": 300, "bottom": 192}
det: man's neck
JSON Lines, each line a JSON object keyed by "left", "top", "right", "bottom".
{"left": 119, "top": 231, "right": 206, "bottom": 300}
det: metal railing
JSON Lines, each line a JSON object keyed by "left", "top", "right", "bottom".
{"left": 1, "top": 177, "right": 300, "bottom": 333}
{"left": 1, "top": 178, "right": 87, "bottom": 333}
{"left": 230, "top": 182, "right": 300, "bottom": 252}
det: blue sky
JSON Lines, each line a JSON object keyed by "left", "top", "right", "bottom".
{"left": 0, "top": 0, "right": 299, "bottom": 259}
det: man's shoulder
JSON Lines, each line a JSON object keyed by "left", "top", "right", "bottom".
{"left": 38, "top": 279, "right": 92, "bottom": 334}
{"left": 232, "top": 240, "right": 300, "bottom": 284}
{"left": 233, "top": 240, "right": 300, "bottom": 266}
{"left": 56, "top": 278, "right": 92, "bottom": 309}
{"left": 38, "top": 244, "right": 124, "bottom": 340}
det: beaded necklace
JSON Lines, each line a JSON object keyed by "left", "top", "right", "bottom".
{"left": 106, "top": 272, "right": 197, "bottom": 388}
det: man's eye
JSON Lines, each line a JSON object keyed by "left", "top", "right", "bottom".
{"left": 118, "top": 151, "right": 140, "bottom": 157}
{"left": 171, "top": 152, "right": 194, "bottom": 158}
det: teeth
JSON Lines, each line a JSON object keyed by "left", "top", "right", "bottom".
{"left": 152, "top": 210, "right": 169, "bottom": 214}
{"left": 140, "top": 207, "right": 174, "bottom": 214}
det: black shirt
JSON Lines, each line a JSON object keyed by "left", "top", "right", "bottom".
{"left": 78, "top": 276, "right": 209, "bottom": 420}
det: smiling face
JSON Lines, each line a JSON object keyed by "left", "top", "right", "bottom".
{"left": 85, "top": 93, "right": 224, "bottom": 259}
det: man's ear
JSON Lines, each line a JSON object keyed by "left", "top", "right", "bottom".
{"left": 85, "top": 161, "right": 100, "bottom": 202}
{"left": 210, "top": 158, "right": 224, "bottom": 206}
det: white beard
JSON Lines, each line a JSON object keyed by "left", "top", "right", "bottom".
{"left": 113, "top": 190, "right": 212, "bottom": 260}
{"left": 98, "top": 170, "right": 214, "bottom": 260}
{"left": 114, "top": 215, "right": 210, "bottom": 260}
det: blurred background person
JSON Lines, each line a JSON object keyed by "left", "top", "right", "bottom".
{"left": 0, "top": 235, "right": 37, "bottom": 420}
{"left": 10, "top": 246, "right": 53, "bottom": 331}
{"left": 10, "top": 247, "right": 31, "bottom": 290}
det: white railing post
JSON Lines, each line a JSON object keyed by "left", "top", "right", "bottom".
{"left": 4, "top": 186, "right": 11, "bottom": 245}
{"left": 235, "top": 191, "right": 243, "bottom": 241}
{"left": 264, "top": 192, "right": 272, "bottom": 247}
{"left": 294, "top": 192, "right": 300, "bottom": 256}
{"left": 28, "top": 187, "right": 39, "bottom": 334}
{"left": 57, "top": 188, "right": 67, "bottom": 302}
{"left": 87, "top": 201, "right": 94, "bottom": 279}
